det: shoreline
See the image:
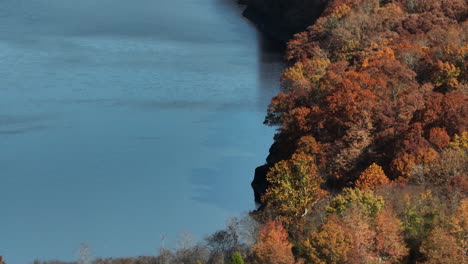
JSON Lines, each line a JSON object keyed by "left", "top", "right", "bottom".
{"left": 239, "top": 0, "right": 327, "bottom": 204}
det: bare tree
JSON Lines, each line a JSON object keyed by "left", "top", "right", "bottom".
{"left": 77, "top": 242, "right": 92, "bottom": 264}
{"left": 238, "top": 214, "right": 260, "bottom": 247}
{"left": 174, "top": 231, "right": 208, "bottom": 264}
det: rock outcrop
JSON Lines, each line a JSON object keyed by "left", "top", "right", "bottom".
{"left": 239, "top": 0, "right": 328, "bottom": 44}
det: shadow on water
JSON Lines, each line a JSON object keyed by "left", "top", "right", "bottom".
{"left": 189, "top": 162, "right": 247, "bottom": 212}
{"left": 256, "top": 33, "right": 285, "bottom": 110}
{"left": 215, "top": 0, "right": 285, "bottom": 107}
{"left": 187, "top": 0, "right": 285, "bottom": 210}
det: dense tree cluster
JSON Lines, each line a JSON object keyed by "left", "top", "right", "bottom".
{"left": 255, "top": 0, "right": 467, "bottom": 263}
{"left": 266, "top": 0, "right": 467, "bottom": 187}
{"left": 252, "top": 221, "right": 295, "bottom": 264}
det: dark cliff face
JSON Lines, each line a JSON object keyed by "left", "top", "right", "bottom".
{"left": 242, "top": 5, "right": 292, "bottom": 44}
{"left": 240, "top": 0, "right": 328, "bottom": 44}
{"left": 242, "top": 0, "right": 329, "bottom": 204}
{"left": 252, "top": 133, "right": 298, "bottom": 204}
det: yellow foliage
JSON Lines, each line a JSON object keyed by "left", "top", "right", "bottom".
{"left": 302, "top": 215, "right": 353, "bottom": 264}
{"left": 443, "top": 44, "right": 468, "bottom": 65}
{"left": 449, "top": 132, "right": 468, "bottom": 150}
{"left": 338, "top": 39, "right": 359, "bottom": 61}
{"left": 330, "top": 4, "right": 352, "bottom": 20}
{"left": 433, "top": 60, "right": 461, "bottom": 90}
{"left": 450, "top": 199, "right": 468, "bottom": 241}
{"left": 263, "top": 153, "right": 325, "bottom": 226}
{"left": 282, "top": 58, "right": 330, "bottom": 91}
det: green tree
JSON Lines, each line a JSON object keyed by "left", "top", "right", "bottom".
{"left": 229, "top": 252, "right": 244, "bottom": 264}
{"left": 402, "top": 190, "right": 440, "bottom": 260}
{"left": 326, "top": 188, "right": 384, "bottom": 218}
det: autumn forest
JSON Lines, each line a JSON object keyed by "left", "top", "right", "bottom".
{"left": 6, "top": 0, "right": 467, "bottom": 263}
{"left": 255, "top": 0, "right": 467, "bottom": 263}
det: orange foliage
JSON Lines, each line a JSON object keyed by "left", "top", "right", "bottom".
{"left": 428, "top": 127, "right": 450, "bottom": 149}
{"left": 355, "top": 163, "right": 390, "bottom": 190}
{"left": 253, "top": 221, "right": 295, "bottom": 264}
{"left": 302, "top": 215, "right": 353, "bottom": 264}
{"left": 255, "top": 0, "right": 467, "bottom": 262}
{"left": 374, "top": 208, "right": 408, "bottom": 262}
{"left": 265, "top": 0, "right": 468, "bottom": 188}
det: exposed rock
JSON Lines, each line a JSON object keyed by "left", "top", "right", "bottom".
{"left": 239, "top": 0, "right": 328, "bottom": 44}
{"left": 252, "top": 136, "right": 298, "bottom": 204}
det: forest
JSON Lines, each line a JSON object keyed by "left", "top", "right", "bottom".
{"left": 253, "top": 0, "right": 467, "bottom": 263}
{"left": 8, "top": 0, "right": 467, "bottom": 263}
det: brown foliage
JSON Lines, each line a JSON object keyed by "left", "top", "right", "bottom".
{"left": 420, "top": 227, "right": 465, "bottom": 264}
{"left": 374, "top": 208, "right": 408, "bottom": 262}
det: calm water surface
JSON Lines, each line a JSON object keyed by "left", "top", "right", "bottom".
{"left": 0, "top": 0, "right": 283, "bottom": 263}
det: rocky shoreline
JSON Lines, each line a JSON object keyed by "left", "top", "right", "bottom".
{"left": 238, "top": 0, "right": 328, "bottom": 204}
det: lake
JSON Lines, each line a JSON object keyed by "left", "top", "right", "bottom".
{"left": 0, "top": 0, "right": 283, "bottom": 263}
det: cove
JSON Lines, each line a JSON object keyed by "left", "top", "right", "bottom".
{"left": 0, "top": 0, "right": 283, "bottom": 263}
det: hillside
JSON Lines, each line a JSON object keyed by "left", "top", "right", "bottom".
{"left": 253, "top": 0, "right": 467, "bottom": 263}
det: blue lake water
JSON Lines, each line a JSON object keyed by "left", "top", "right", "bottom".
{"left": 0, "top": 0, "right": 283, "bottom": 263}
